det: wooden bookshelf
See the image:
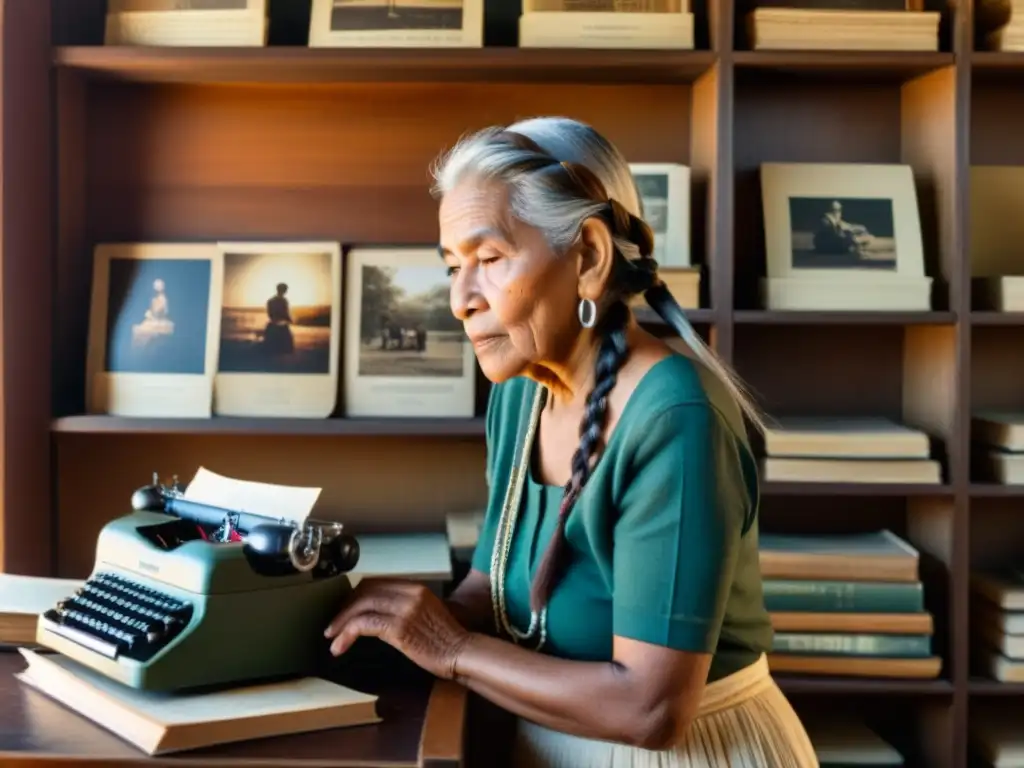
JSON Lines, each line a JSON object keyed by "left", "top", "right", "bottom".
{"left": 0, "top": 0, "right": 1020, "bottom": 765}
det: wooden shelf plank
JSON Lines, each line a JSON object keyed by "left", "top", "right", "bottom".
{"left": 762, "top": 481, "right": 952, "bottom": 496}
{"left": 51, "top": 415, "right": 487, "bottom": 437}
{"left": 970, "top": 311, "right": 1024, "bottom": 325}
{"left": 734, "top": 310, "right": 955, "bottom": 325}
{"left": 53, "top": 46, "right": 716, "bottom": 85}
{"left": 968, "top": 678, "right": 1024, "bottom": 695}
{"left": 969, "top": 483, "right": 1024, "bottom": 497}
{"left": 636, "top": 308, "right": 716, "bottom": 325}
{"left": 777, "top": 675, "right": 953, "bottom": 695}
{"left": 733, "top": 51, "right": 953, "bottom": 80}
{"left": 972, "top": 51, "right": 1024, "bottom": 71}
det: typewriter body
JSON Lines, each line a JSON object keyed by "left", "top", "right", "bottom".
{"left": 36, "top": 474, "right": 360, "bottom": 693}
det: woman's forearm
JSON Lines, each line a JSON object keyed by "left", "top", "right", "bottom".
{"left": 453, "top": 632, "right": 658, "bottom": 745}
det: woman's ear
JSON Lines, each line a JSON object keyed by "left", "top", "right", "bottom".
{"left": 575, "top": 216, "right": 616, "bottom": 303}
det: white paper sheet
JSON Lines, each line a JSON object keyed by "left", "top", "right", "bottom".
{"left": 182, "top": 467, "right": 322, "bottom": 526}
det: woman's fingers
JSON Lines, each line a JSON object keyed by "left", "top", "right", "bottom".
{"left": 328, "top": 610, "right": 390, "bottom": 657}
{"left": 324, "top": 580, "right": 411, "bottom": 639}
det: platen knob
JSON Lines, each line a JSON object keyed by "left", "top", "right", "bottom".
{"left": 130, "top": 485, "right": 164, "bottom": 512}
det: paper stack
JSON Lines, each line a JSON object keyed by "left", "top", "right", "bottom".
{"left": 746, "top": 8, "right": 941, "bottom": 51}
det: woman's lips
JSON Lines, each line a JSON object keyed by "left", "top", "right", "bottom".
{"left": 470, "top": 335, "right": 502, "bottom": 350}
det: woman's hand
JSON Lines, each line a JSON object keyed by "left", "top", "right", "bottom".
{"left": 324, "top": 578, "right": 472, "bottom": 680}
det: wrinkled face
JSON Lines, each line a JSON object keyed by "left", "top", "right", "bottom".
{"left": 439, "top": 179, "right": 582, "bottom": 383}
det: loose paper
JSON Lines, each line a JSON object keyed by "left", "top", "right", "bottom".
{"left": 182, "top": 467, "right": 322, "bottom": 526}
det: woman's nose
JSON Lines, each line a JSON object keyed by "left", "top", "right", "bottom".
{"left": 450, "top": 268, "right": 484, "bottom": 321}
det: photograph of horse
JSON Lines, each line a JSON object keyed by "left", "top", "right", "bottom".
{"left": 357, "top": 264, "right": 464, "bottom": 377}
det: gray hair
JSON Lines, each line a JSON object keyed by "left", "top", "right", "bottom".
{"left": 430, "top": 116, "right": 765, "bottom": 434}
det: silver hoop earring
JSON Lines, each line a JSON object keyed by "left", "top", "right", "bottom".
{"left": 577, "top": 298, "right": 597, "bottom": 329}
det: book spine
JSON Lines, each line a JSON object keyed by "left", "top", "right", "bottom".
{"left": 772, "top": 632, "right": 932, "bottom": 658}
{"left": 762, "top": 579, "right": 924, "bottom": 612}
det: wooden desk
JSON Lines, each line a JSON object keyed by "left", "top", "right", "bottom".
{"left": 0, "top": 651, "right": 467, "bottom": 767}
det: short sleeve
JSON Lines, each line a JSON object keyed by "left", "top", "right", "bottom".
{"left": 470, "top": 383, "right": 506, "bottom": 574}
{"left": 612, "top": 403, "right": 747, "bottom": 654}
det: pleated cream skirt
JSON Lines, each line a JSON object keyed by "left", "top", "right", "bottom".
{"left": 512, "top": 654, "right": 819, "bottom": 768}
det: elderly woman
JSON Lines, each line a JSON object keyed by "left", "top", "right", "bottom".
{"left": 325, "top": 117, "right": 818, "bottom": 767}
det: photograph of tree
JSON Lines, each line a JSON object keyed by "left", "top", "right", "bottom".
{"left": 357, "top": 264, "right": 463, "bottom": 377}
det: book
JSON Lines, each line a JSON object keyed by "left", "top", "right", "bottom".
{"left": 0, "top": 573, "right": 82, "bottom": 645}
{"left": 762, "top": 579, "right": 924, "bottom": 613}
{"left": 804, "top": 716, "right": 904, "bottom": 766}
{"left": 760, "top": 456, "right": 942, "bottom": 484}
{"left": 767, "top": 653, "right": 942, "bottom": 679}
{"left": 770, "top": 611, "right": 933, "bottom": 635}
{"left": 772, "top": 632, "right": 932, "bottom": 658}
{"left": 762, "top": 417, "right": 932, "bottom": 459}
{"left": 759, "top": 530, "right": 919, "bottom": 583}
{"left": 14, "top": 648, "right": 381, "bottom": 756}
{"left": 350, "top": 532, "right": 453, "bottom": 587}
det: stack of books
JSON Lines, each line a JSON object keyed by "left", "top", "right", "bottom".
{"left": 972, "top": 569, "right": 1024, "bottom": 683}
{"left": 746, "top": 7, "right": 940, "bottom": 51}
{"left": 762, "top": 530, "right": 942, "bottom": 679}
{"left": 973, "top": 413, "right": 1024, "bottom": 485}
{"left": 758, "top": 416, "right": 942, "bottom": 485}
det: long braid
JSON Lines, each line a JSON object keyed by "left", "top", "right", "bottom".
{"left": 528, "top": 300, "right": 631, "bottom": 616}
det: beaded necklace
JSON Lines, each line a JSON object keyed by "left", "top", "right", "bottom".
{"left": 489, "top": 384, "right": 549, "bottom": 650}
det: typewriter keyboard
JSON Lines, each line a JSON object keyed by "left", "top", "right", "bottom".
{"left": 42, "top": 572, "right": 194, "bottom": 662}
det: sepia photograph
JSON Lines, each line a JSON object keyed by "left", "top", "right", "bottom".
{"left": 357, "top": 263, "right": 464, "bottom": 377}
{"left": 330, "top": 0, "right": 464, "bottom": 31}
{"left": 218, "top": 249, "right": 334, "bottom": 375}
{"left": 103, "top": 255, "right": 213, "bottom": 376}
{"left": 788, "top": 196, "right": 898, "bottom": 270}
{"left": 633, "top": 171, "right": 670, "bottom": 266}
{"left": 533, "top": 0, "right": 681, "bottom": 10}
{"left": 107, "top": 0, "right": 250, "bottom": 11}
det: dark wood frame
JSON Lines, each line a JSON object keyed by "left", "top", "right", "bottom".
{"left": 1, "top": 0, "right": 1023, "bottom": 765}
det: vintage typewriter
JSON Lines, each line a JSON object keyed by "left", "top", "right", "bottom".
{"left": 35, "top": 473, "right": 360, "bottom": 692}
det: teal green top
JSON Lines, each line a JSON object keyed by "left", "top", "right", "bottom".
{"left": 471, "top": 353, "right": 773, "bottom": 683}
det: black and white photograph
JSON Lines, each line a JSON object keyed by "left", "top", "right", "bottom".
{"left": 788, "top": 196, "right": 897, "bottom": 270}
{"left": 218, "top": 249, "right": 334, "bottom": 375}
{"left": 330, "top": 0, "right": 464, "bottom": 30}
{"left": 634, "top": 171, "right": 669, "bottom": 265}
{"left": 108, "top": 0, "right": 250, "bottom": 11}
{"left": 357, "top": 264, "right": 464, "bottom": 377}
{"left": 104, "top": 256, "right": 212, "bottom": 375}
